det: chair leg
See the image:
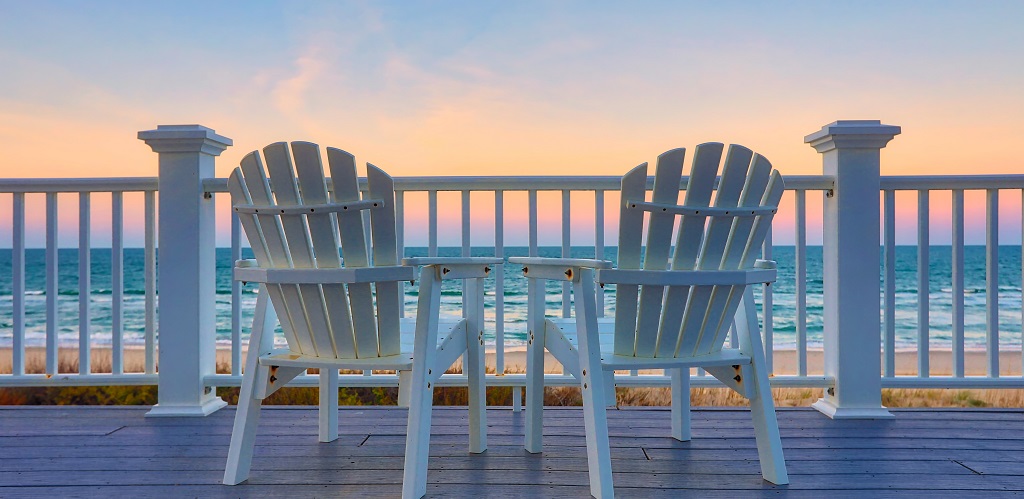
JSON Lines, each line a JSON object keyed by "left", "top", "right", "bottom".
{"left": 465, "top": 277, "right": 487, "bottom": 454}
{"left": 737, "top": 287, "right": 788, "bottom": 485}
{"left": 223, "top": 364, "right": 270, "bottom": 485}
{"left": 580, "top": 368, "right": 614, "bottom": 499}
{"left": 670, "top": 367, "right": 691, "bottom": 441}
{"left": 319, "top": 368, "right": 339, "bottom": 443}
{"left": 403, "top": 374, "right": 435, "bottom": 499}
{"left": 748, "top": 364, "right": 788, "bottom": 484}
{"left": 575, "top": 269, "right": 614, "bottom": 499}
{"left": 403, "top": 266, "right": 442, "bottom": 499}
{"left": 224, "top": 291, "right": 275, "bottom": 486}
{"left": 524, "top": 278, "right": 545, "bottom": 453}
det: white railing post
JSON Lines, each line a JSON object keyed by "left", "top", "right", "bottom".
{"left": 139, "top": 125, "right": 232, "bottom": 417}
{"left": 805, "top": 120, "right": 900, "bottom": 419}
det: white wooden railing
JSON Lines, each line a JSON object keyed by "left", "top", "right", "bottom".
{"left": 1, "top": 121, "right": 1022, "bottom": 419}
{"left": 0, "top": 178, "right": 158, "bottom": 386}
{"left": 880, "top": 175, "right": 1024, "bottom": 387}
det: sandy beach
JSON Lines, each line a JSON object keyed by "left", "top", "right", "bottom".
{"left": 1, "top": 346, "right": 1020, "bottom": 377}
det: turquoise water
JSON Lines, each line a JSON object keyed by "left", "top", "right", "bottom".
{"left": 0, "top": 246, "right": 1020, "bottom": 350}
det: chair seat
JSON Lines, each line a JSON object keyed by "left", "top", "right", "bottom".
{"left": 257, "top": 318, "right": 469, "bottom": 372}
{"left": 600, "top": 349, "right": 750, "bottom": 371}
{"left": 547, "top": 317, "right": 750, "bottom": 370}
{"left": 260, "top": 351, "right": 415, "bottom": 371}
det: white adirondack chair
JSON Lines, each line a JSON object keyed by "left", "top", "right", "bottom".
{"left": 509, "top": 143, "right": 789, "bottom": 498}
{"left": 222, "top": 142, "right": 499, "bottom": 499}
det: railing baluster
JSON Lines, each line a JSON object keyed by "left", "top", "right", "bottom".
{"left": 528, "top": 190, "right": 538, "bottom": 257}
{"left": 12, "top": 192, "right": 25, "bottom": 375}
{"left": 762, "top": 228, "right": 774, "bottom": 374}
{"left": 396, "top": 191, "right": 405, "bottom": 318}
{"left": 1021, "top": 189, "right": 1024, "bottom": 378}
{"left": 112, "top": 192, "right": 124, "bottom": 375}
{"left": 494, "top": 190, "right": 505, "bottom": 374}
{"left": 144, "top": 190, "right": 156, "bottom": 374}
{"left": 231, "top": 211, "right": 242, "bottom": 376}
{"left": 428, "top": 190, "right": 438, "bottom": 257}
{"left": 795, "top": 190, "right": 807, "bottom": 376}
{"left": 883, "top": 189, "right": 896, "bottom": 377}
{"left": 917, "top": 190, "right": 929, "bottom": 377}
{"left": 561, "top": 190, "right": 571, "bottom": 318}
{"left": 462, "top": 191, "right": 471, "bottom": 257}
{"left": 986, "top": 189, "right": 999, "bottom": 377}
{"left": 79, "top": 193, "right": 91, "bottom": 375}
{"left": 462, "top": 191, "right": 471, "bottom": 319}
{"left": 45, "top": 193, "right": 58, "bottom": 375}
{"left": 951, "top": 189, "right": 965, "bottom": 377}
{"left": 595, "top": 190, "right": 605, "bottom": 317}
{"left": 396, "top": 191, "right": 405, "bottom": 257}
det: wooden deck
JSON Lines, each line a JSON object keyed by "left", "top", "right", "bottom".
{"left": 1, "top": 406, "right": 1022, "bottom": 498}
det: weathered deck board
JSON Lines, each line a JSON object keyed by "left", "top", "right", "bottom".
{"left": 0, "top": 406, "right": 1021, "bottom": 497}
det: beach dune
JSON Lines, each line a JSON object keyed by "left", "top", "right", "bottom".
{"left": 2, "top": 346, "right": 1020, "bottom": 377}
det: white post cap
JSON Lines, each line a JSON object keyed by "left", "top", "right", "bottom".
{"left": 138, "top": 125, "right": 232, "bottom": 155}
{"left": 804, "top": 120, "right": 901, "bottom": 153}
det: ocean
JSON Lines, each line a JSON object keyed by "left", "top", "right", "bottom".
{"left": 0, "top": 246, "right": 1021, "bottom": 350}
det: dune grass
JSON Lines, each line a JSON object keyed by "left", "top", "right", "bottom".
{"left": 1, "top": 349, "right": 1022, "bottom": 408}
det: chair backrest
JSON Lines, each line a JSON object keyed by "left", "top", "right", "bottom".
{"left": 612, "top": 143, "right": 784, "bottom": 359}
{"left": 228, "top": 141, "right": 401, "bottom": 359}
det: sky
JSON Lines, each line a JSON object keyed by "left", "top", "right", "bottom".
{"left": 0, "top": 1, "right": 1022, "bottom": 246}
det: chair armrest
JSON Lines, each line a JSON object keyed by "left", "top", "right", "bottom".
{"left": 236, "top": 257, "right": 346, "bottom": 268}
{"left": 402, "top": 257, "right": 503, "bottom": 266}
{"left": 597, "top": 268, "right": 776, "bottom": 286}
{"left": 508, "top": 257, "right": 613, "bottom": 282}
{"left": 402, "top": 257, "right": 502, "bottom": 280}
{"left": 507, "top": 257, "right": 612, "bottom": 269}
{"left": 234, "top": 265, "right": 416, "bottom": 285}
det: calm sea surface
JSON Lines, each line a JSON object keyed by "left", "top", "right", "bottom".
{"left": 0, "top": 246, "right": 1021, "bottom": 350}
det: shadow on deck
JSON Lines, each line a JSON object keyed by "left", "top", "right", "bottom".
{"left": 1, "top": 406, "right": 1022, "bottom": 497}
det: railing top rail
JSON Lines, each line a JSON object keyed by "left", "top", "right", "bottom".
{"left": 201, "top": 174, "right": 836, "bottom": 193}
{"left": 5, "top": 174, "right": 1024, "bottom": 195}
{"left": 881, "top": 175, "right": 1024, "bottom": 190}
{"left": 0, "top": 177, "right": 158, "bottom": 193}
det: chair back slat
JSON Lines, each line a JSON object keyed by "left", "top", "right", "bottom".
{"left": 697, "top": 145, "right": 753, "bottom": 270}
{"left": 721, "top": 154, "right": 772, "bottom": 270}
{"left": 263, "top": 143, "right": 315, "bottom": 268}
{"left": 676, "top": 145, "right": 751, "bottom": 357}
{"left": 229, "top": 168, "right": 301, "bottom": 351}
{"left": 292, "top": 143, "right": 357, "bottom": 358}
{"left": 292, "top": 142, "right": 355, "bottom": 359}
{"left": 326, "top": 147, "right": 379, "bottom": 358}
{"left": 655, "top": 143, "right": 721, "bottom": 357}
{"left": 263, "top": 143, "right": 336, "bottom": 358}
{"left": 701, "top": 159, "right": 782, "bottom": 353}
{"left": 235, "top": 153, "right": 312, "bottom": 354}
{"left": 367, "top": 164, "right": 401, "bottom": 356}
{"left": 742, "top": 170, "right": 785, "bottom": 267}
{"left": 633, "top": 149, "right": 685, "bottom": 357}
{"left": 671, "top": 143, "right": 722, "bottom": 269}
{"left": 612, "top": 163, "right": 648, "bottom": 356}
{"left": 693, "top": 150, "right": 767, "bottom": 354}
